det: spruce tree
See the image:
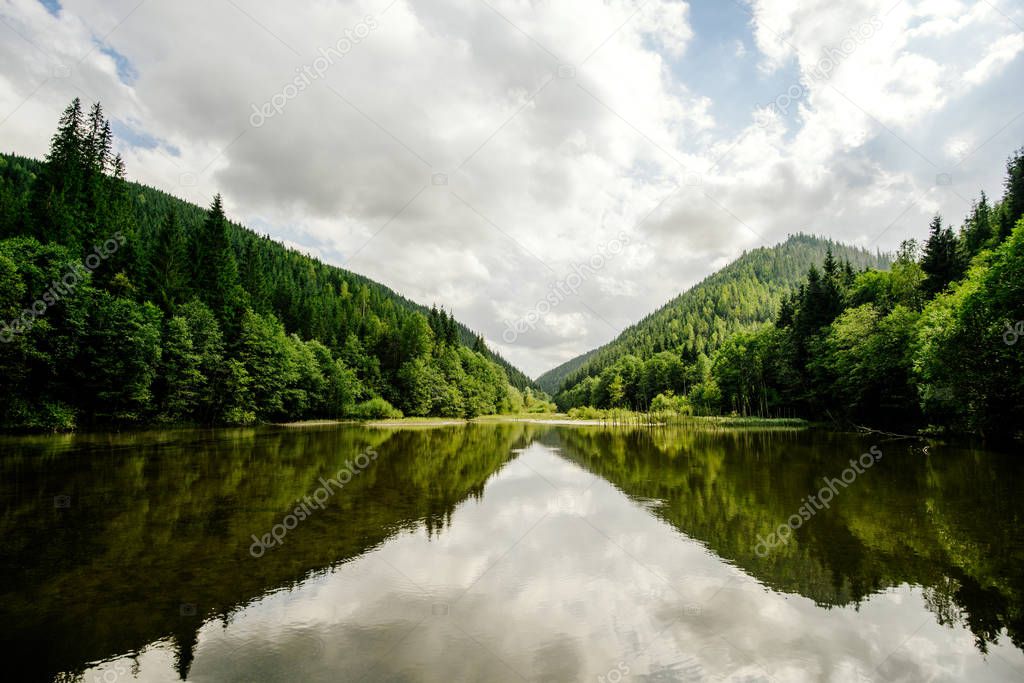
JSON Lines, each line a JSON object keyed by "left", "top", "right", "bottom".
{"left": 443, "top": 308, "right": 459, "bottom": 345}
{"left": 147, "top": 210, "right": 189, "bottom": 311}
{"left": 29, "top": 98, "right": 85, "bottom": 246}
{"left": 921, "top": 215, "right": 964, "bottom": 296}
{"left": 193, "top": 194, "right": 240, "bottom": 317}
{"left": 1000, "top": 147, "right": 1024, "bottom": 240}
{"left": 960, "top": 191, "right": 992, "bottom": 259}
{"left": 238, "top": 239, "right": 271, "bottom": 314}
{"left": 80, "top": 103, "right": 111, "bottom": 246}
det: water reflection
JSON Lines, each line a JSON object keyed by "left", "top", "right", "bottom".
{"left": 0, "top": 424, "right": 1021, "bottom": 682}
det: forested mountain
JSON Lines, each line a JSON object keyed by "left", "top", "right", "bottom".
{"left": 536, "top": 347, "right": 599, "bottom": 395}
{"left": 703, "top": 172, "right": 1024, "bottom": 437}
{"left": 0, "top": 98, "right": 535, "bottom": 430}
{"left": 541, "top": 235, "right": 889, "bottom": 401}
{"left": 548, "top": 145, "right": 1024, "bottom": 440}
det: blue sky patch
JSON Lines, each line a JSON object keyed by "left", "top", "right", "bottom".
{"left": 100, "top": 44, "right": 138, "bottom": 85}
{"left": 38, "top": 0, "right": 61, "bottom": 17}
{"left": 670, "top": 1, "right": 802, "bottom": 136}
{"left": 111, "top": 119, "right": 179, "bottom": 158}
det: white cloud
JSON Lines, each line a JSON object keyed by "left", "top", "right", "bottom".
{"left": 0, "top": 0, "right": 1021, "bottom": 377}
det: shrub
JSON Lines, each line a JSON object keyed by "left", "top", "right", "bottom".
{"left": 650, "top": 391, "right": 693, "bottom": 415}
{"left": 350, "top": 397, "right": 403, "bottom": 420}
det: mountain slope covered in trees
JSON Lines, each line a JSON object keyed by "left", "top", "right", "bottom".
{"left": 540, "top": 235, "right": 890, "bottom": 402}
{"left": 535, "top": 347, "right": 600, "bottom": 395}
{"left": 703, "top": 162, "right": 1024, "bottom": 437}
{"left": 545, "top": 145, "right": 1024, "bottom": 440}
{"left": 0, "top": 99, "right": 537, "bottom": 430}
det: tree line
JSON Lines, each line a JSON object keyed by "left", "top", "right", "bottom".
{"left": 0, "top": 98, "right": 542, "bottom": 430}
{"left": 554, "top": 149, "right": 1024, "bottom": 440}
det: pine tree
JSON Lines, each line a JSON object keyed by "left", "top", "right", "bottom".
{"left": 823, "top": 245, "right": 838, "bottom": 280}
{"left": 841, "top": 259, "right": 855, "bottom": 289}
{"left": 960, "top": 191, "right": 992, "bottom": 259}
{"left": 80, "top": 103, "right": 112, "bottom": 249}
{"left": 443, "top": 308, "right": 459, "bottom": 345}
{"left": 999, "top": 147, "right": 1024, "bottom": 241}
{"left": 29, "top": 98, "right": 85, "bottom": 246}
{"left": 428, "top": 304, "right": 441, "bottom": 339}
{"left": 921, "top": 215, "right": 964, "bottom": 296}
{"left": 92, "top": 152, "right": 137, "bottom": 288}
{"left": 238, "top": 239, "right": 271, "bottom": 314}
{"left": 776, "top": 292, "right": 796, "bottom": 328}
{"left": 193, "top": 194, "right": 240, "bottom": 317}
{"left": 146, "top": 210, "right": 189, "bottom": 311}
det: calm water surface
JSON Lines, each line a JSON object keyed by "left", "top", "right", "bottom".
{"left": 1, "top": 423, "right": 1022, "bottom": 682}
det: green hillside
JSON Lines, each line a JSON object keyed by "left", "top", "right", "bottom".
{"left": 536, "top": 347, "right": 599, "bottom": 395}
{"left": 0, "top": 152, "right": 534, "bottom": 392}
{"left": 0, "top": 99, "right": 536, "bottom": 430}
{"left": 540, "top": 234, "right": 890, "bottom": 400}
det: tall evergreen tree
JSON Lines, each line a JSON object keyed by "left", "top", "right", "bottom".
{"left": 960, "top": 191, "right": 992, "bottom": 260}
{"left": 921, "top": 215, "right": 964, "bottom": 296}
{"left": 147, "top": 210, "right": 189, "bottom": 312}
{"left": 238, "top": 239, "right": 271, "bottom": 314}
{"left": 193, "top": 194, "right": 241, "bottom": 317}
{"left": 29, "top": 98, "right": 85, "bottom": 246}
{"left": 80, "top": 102, "right": 112, "bottom": 248}
{"left": 998, "top": 147, "right": 1024, "bottom": 241}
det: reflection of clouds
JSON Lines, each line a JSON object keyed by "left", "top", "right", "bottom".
{"left": 125, "top": 440, "right": 1023, "bottom": 682}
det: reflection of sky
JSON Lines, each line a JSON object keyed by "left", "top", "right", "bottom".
{"left": 85, "top": 441, "right": 1024, "bottom": 682}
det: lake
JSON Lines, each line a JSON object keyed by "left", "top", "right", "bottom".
{"left": 1, "top": 423, "right": 1022, "bottom": 682}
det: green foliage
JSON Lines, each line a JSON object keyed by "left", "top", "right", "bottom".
{"left": 521, "top": 387, "right": 557, "bottom": 413}
{"left": 996, "top": 147, "right": 1024, "bottom": 241}
{"left": 815, "top": 304, "right": 920, "bottom": 425}
{"left": 959, "top": 191, "right": 993, "bottom": 261}
{"left": 915, "top": 220, "right": 1024, "bottom": 436}
{"left": 921, "top": 215, "right": 965, "bottom": 296}
{"left": 81, "top": 291, "right": 163, "bottom": 422}
{"left": 649, "top": 391, "right": 691, "bottom": 415}
{"left": 547, "top": 148, "right": 1024, "bottom": 439}
{"left": 351, "top": 397, "right": 403, "bottom": 419}
{"left": 0, "top": 99, "right": 534, "bottom": 430}
{"left": 146, "top": 210, "right": 189, "bottom": 312}
{"left": 544, "top": 235, "right": 889, "bottom": 400}
{"left": 157, "top": 315, "right": 204, "bottom": 421}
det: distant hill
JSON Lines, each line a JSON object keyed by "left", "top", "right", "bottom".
{"left": 536, "top": 347, "right": 599, "bottom": 395}
{"left": 538, "top": 234, "right": 890, "bottom": 397}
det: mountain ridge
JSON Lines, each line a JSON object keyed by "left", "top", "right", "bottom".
{"left": 537, "top": 234, "right": 891, "bottom": 396}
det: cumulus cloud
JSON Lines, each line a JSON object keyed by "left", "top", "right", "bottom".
{"left": 1, "top": 0, "right": 1021, "bottom": 376}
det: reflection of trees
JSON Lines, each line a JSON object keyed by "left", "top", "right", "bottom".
{"left": 1, "top": 423, "right": 1019, "bottom": 681}
{"left": 0, "top": 423, "right": 534, "bottom": 681}
{"left": 548, "top": 426, "right": 1024, "bottom": 653}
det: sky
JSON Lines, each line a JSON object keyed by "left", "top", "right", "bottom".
{"left": 1, "top": 0, "right": 1022, "bottom": 378}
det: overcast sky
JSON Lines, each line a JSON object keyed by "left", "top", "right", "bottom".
{"left": 2, "top": 0, "right": 1022, "bottom": 377}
